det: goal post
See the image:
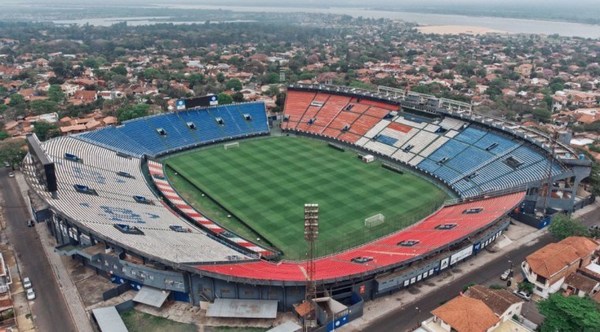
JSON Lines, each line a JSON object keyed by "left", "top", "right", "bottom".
{"left": 365, "top": 213, "right": 385, "bottom": 228}
{"left": 224, "top": 142, "right": 239, "bottom": 150}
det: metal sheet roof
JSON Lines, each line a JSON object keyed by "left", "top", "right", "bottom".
{"left": 133, "top": 286, "right": 170, "bottom": 308}
{"left": 92, "top": 306, "right": 128, "bottom": 332}
{"left": 206, "top": 299, "right": 278, "bottom": 319}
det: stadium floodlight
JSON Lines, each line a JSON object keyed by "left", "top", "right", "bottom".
{"left": 304, "top": 203, "right": 319, "bottom": 241}
{"left": 303, "top": 203, "right": 319, "bottom": 330}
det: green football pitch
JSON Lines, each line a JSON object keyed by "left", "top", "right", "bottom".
{"left": 164, "top": 136, "right": 448, "bottom": 260}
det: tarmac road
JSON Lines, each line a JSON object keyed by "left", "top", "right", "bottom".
{"left": 365, "top": 204, "right": 600, "bottom": 332}
{"left": 0, "top": 167, "right": 77, "bottom": 332}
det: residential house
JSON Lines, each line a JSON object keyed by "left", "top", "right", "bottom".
{"left": 515, "top": 63, "right": 533, "bottom": 78}
{"left": 69, "top": 90, "right": 97, "bottom": 105}
{"left": 420, "top": 285, "right": 531, "bottom": 332}
{"left": 464, "top": 285, "right": 524, "bottom": 323}
{"left": 521, "top": 236, "right": 599, "bottom": 298}
{"left": 561, "top": 273, "right": 600, "bottom": 298}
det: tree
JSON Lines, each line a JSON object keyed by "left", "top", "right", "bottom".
{"left": 589, "top": 162, "right": 600, "bottom": 198}
{"left": 265, "top": 85, "right": 279, "bottom": 97}
{"left": 225, "top": 79, "right": 243, "bottom": 91}
{"left": 548, "top": 213, "right": 589, "bottom": 240}
{"left": 216, "top": 72, "right": 225, "bottom": 83}
{"left": 518, "top": 281, "right": 533, "bottom": 294}
{"left": 116, "top": 104, "right": 149, "bottom": 122}
{"left": 231, "top": 92, "right": 245, "bottom": 103}
{"left": 48, "top": 84, "right": 65, "bottom": 104}
{"left": 33, "top": 121, "right": 60, "bottom": 141}
{"left": 538, "top": 293, "right": 600, "bottom": 332}
{"left": 217, "top": 93, "right": 233, "bottom": 105}
{"left": 0, "top": 131, "right": 8, "bottom": 141}
{"left": 30, "top": 100, "right": 59, "bottom": 115}
{"left": 8, "top": 93, "right": 25, "bottom": 107}
{"left": 111, "top": 65, "right": 128, "bottom": 76}
{"left": 532, "top": 108, "right": 552, "bottom": 122}
{"left": 0, "top": 139, "right": 27, "bottom": 170}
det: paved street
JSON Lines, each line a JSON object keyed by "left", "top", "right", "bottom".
{"left": 0, "top": 167, "right": 77, "bottom": 332}
{"left": 364, "top": 203, "right": 600, "bottom": 332}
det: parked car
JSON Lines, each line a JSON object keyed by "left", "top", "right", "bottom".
{"left": 27, "top": 220, "right": 35, "bottom": 227}
{"left": 500, "top": 269, "right": 512, "bottom": 281}
{"left": 513, "top": 290, "right": 531, "bottom": 301}
{"left": 4, "top": 161, "right": 9, "bottom": 168}
{"left": 23, "top": 277, "right": 31, "bottom": 289}
{"left": 26, "top": 288, "right": 36, "bottom": 300}
{"left": 8, "top": 172, "right": 15, "bottom": 178}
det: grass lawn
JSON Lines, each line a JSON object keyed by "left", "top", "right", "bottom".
{"left": 164, "top": 136, "right": 447, "bottom": 260}
{"left": 120, "top": 310, "right": 197, "bottom": 332}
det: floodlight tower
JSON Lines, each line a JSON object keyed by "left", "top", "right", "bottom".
{"left": 304, "top": 203, "right": 319, "bottom": 302}
{"left": 541, "top": 131, "right": 559, "bottom": 214}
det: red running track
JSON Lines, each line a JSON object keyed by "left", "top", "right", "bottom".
{"left": 198, "top": 192, "right": 525, "bottom": 282}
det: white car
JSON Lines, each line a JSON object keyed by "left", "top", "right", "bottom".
{"left": 8, "top": 172, "right": 15, "bottom": 178}
{"left": 23, "top": 277, "right": 32, "bottom": 289}
{"left": 26, "top": 288, "right": 36, "bottom": 300}
{"left": 500, "top": 269, "right": 512, "bottom": 281}
{"left": 513, "top": 290, "right": 531, "bottom": 301}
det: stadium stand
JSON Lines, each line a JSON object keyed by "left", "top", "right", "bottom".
{"left": 146, "top": 161, "right": 272, "bottom": 257}
{"left": 199, "top": 192, "right": 525, "bottom": 281}
{"left": 283, "top": 89, "right": 567, "bottom": 199}
{"left": 24, "top": 136, "right": 252, "bottom": 263}
{"left": 78, "top": 102, "right": 269, "bottom": 158}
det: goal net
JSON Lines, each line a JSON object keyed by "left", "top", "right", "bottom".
{"left": 224, "top": 142, "right": 240, "bottom": 150}
{"left": 365, "top": 213, "right": 385, "bottom": 228}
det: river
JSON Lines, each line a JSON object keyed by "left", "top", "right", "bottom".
{"left": 53, "top": 4, "right": 600, "bottom": 39}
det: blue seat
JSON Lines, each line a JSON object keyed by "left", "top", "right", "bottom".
{"left": 77, "top": 102, "right": 269, "bottom": 157}
{"left": 454, "top": 126, "right": 487, "bottom": 144}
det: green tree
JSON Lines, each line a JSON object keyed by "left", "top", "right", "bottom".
{"left": 231, "top": 92, "right": 245, "bottom": 103}
{"left": 225, "top": 79, "right": 243, "bottom": 91}
{"left": 216, "top": 72, "right": 225, "bottom": 83}
{"left": 518, "top": 281, "right": 534, "bottom": 294}
{"left": 48, "top": 85, "right": 65, "bottom": 103}
{"left": 116, "top": 104, "right": 150, "bottom": 122}
{"left": 589, "top": 162, "right": 600, "bottom": 198}
{"left": 548, "top": 213, "right": 589, "bottom": 240}
{"left": 30, "top": 100, "right": 59, "bottom": 115}
{"left": 262, "top": 72, "right": 280, "bottom": 85}
{"left": 0, "top": 139, "right": 27, "bottom": 170}
{"left": 538, "top": 293, "right": 600, "bottom": 332}
{"left": 33, "top": 121, "right": 60, "bottom": 141}
{"left": 8, "top": 93, "right": 25, "bottom": 107}
{"left": 217, "top": 93, "right": 233, "bottom": 105}
{"left": 272, "top": 91, "right": 286, "bottom": 113}
{"left": 111, "top": 65, "right": 128, "bottom": 76}
{"left": 532, "top": 108, "right": 552, "bottom": 122}
{"left": 265, "top": 85, "right": 279, "bottom": 97}
{"left": 0, "top": 131, "right": 8, "bottom": 141}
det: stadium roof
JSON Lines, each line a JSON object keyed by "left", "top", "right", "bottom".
{"left": 199, "top": 192, "right": 525, "bottom": 282}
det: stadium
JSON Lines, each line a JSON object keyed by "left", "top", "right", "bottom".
{"left": 22, "top": 84, "right": 592, "bottom": 322}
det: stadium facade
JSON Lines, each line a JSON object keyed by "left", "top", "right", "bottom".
{"left": 23, "top": 86, "right": 591, "bottom": 313}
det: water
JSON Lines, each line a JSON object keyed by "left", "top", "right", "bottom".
{"left": 53, "top": 17, "right": 256, "bottom": 27}
{"left": 155, "top": 4, "right": 600, "bottom": 39}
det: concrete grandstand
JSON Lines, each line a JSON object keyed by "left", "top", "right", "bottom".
{"left": 22, "top": 89, "right": 591, "bottom": 316}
